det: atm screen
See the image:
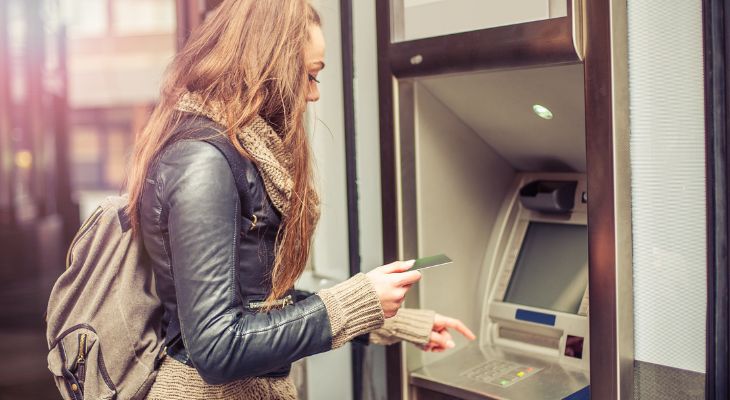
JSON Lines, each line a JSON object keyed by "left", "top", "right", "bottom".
{"left": 504, "top": 222, "right": 589, "bottom": 314}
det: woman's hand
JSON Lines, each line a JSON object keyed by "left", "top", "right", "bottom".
{"left": 421, "top": 313, "right": 476, "bottom": 352}
{"left": 366, "top": 260, "right": 421, "bottom": 318}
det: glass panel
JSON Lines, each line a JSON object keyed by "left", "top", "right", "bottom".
{"left": 391, "top": 0, "right": 568, "bottom": 43}
{"left": 504, "top": 222, "right": 588, "bottom": 314}
{"left": 629, "top": 0, "right": 706, "bottom": 396}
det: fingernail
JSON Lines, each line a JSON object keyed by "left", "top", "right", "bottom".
{"left": 447, "top": 340, "right": 455, "bottom": 348}
{"left": 405, "top": 259, "right": 415, "bottom": 267}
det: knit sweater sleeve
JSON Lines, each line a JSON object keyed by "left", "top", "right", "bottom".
{"left": 369, "top": 308, "right": 435, "bottom": 346}
{"left": 317, "top": 273, "right": 385, "bottom": 349}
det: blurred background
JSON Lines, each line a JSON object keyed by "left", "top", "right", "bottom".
{"left": 0, "top": 0, "right": 383, "bottom": 398}
{"left": 0, "top": 0, "right": 181, "bottom": 397}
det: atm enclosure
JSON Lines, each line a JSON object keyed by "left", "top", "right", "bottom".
{"left": 384, "top": 63, "right": 590, "bottom": 399}
{"left": 374, "top": 0, "right": 627, "bottom": 398}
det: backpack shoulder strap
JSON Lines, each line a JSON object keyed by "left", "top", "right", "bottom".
{"left": 200, "top": 134, "right": 255, "bottom": 221}
{"left": 176, "top": 121, "right": 255, "bottom": 221}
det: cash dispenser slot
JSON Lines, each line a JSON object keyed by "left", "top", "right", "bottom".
{"left": 519, "top": 180, "right": 578, "bottom": 214}
{"left": 498, "top": 325, "right": 561, "bottom": 351}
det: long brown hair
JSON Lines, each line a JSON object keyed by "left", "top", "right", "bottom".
{"left": 126, "top": 0, "right": 321, "bottom": 304}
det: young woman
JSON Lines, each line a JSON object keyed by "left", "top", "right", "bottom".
{"left": 125, "top": 1, "right": 475, "bottom": 398}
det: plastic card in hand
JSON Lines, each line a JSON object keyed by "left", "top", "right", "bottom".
{"left": 411, "top": 254, "right": 452, "bottom": 271}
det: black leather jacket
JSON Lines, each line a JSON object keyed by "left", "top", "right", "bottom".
{"left": 139, "top": 116, "right": 333, "bottom": 384}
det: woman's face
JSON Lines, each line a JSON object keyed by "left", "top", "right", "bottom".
{"left": 305, "top": 25, "right": 326, "bottom": 102}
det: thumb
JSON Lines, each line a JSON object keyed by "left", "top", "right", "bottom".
{"left": 381, "top": 259, "right": 415, "bottom": 273}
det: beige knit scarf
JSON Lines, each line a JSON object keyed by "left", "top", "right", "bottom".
{"left": 176, "top": 92, "right": 311, "bottom": 217}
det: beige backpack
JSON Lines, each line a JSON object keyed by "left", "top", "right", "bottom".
{"left": 45, "top": 131, "right": 254, "bottom": 400}
{"left": 45, "top": 195, "right": 165, "bottom": 400}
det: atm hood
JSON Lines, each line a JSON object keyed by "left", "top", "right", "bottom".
{"left": 416, "top": 63, "right": 586, "bottom": 173}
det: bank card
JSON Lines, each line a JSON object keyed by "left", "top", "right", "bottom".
{"left": 411, "top": 254, "right": 452, "bottom": 271}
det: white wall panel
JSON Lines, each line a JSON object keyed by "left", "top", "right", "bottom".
{"left": 308, "top": 0, "right": 350, "bottom": 283}
{"left": 414, "top": 85, "right": 514, "bottom": 367}
{"left": 628, "top": 0, "right": 706, "bottom": 374}
{"left": 400, "top": 0, "right": 565, "bottom": 42}
{"left": 303, "top": 1, "right": 353, "bottom": 399}
{"left": 353, "top": 0, "right": 384, "bottom": 276}
{"left": 352, "top": 1, "right": 389, "bottom": 398}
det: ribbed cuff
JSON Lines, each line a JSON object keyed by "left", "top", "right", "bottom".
{"left": 369, "top": 308, "right": 435, "bottom": 346}
{"left": 317, "top": 273, "right": 384, "bottom": 349}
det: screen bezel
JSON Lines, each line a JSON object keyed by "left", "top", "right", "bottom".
{"left": 500, "top": 220, "right": 590, "bottom": 315}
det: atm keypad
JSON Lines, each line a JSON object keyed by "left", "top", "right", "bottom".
{"left": 461, "top": 360, "right": 541, "bottom": 387}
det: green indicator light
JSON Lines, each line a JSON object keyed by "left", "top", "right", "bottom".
{"left": 532, "top": 104, "right": 554, "bottom": 120}
{"left": 501, "top": 380, "right": 509, "bottom": 386}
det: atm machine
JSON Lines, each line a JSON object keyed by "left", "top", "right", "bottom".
{"left": 410, "top": 173, "right": 590, "bottom": 399}
{"left": 380, "top": 61, "right": 591, "bottom": 399}
{"left": 373, "top": 1, "right": 619, "bottom": 398}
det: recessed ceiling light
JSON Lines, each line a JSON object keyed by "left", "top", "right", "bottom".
{"left": 532, "top": 104, "right": 553, "bottom": 120}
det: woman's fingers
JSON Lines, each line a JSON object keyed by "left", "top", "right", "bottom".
{"left": 436, "top": 314, "right": 477, "bottom": 341}
{"left": 420, "top": 330, "right": 456, "bottom": 353}
{"left": 394, "top": 270, "right": 422, "bottom": 286}
{"left": 441, "top": 329, "right": 454, "bottom": 344}
{"left": 366, "top": 260, "right": 421, "bottom": 318}
{"left": 445, "top": 317, "right": 476, "bottom": 340}
{"left": 394, "top": 287, "right": 408, "bottom": 303}
{"left": 420, "top": 315, "right": 478, "bottom": 353}
{"left": 429, "top": 330, "right": 455, "bottom": 350}
{"left": 380, "top": 259, "right": 415, "bottom": 273}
